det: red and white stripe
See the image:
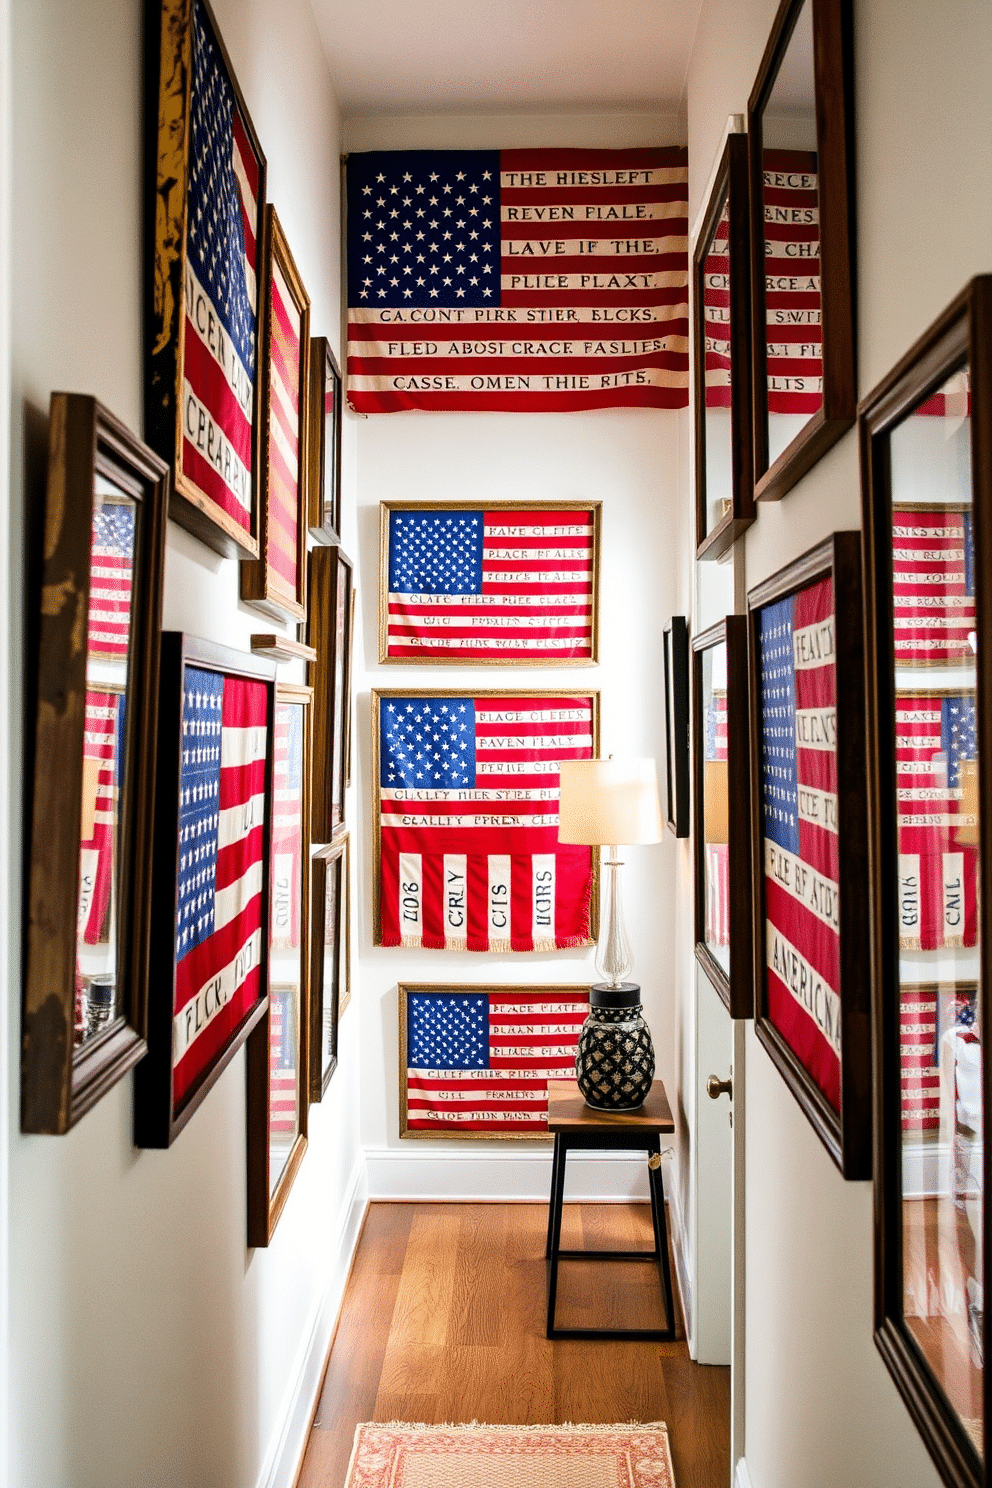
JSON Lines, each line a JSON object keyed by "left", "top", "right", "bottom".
{"left": 269, "top": 990, "right": 299, "bottom": 1136}
{"left": 265, "top": 257, "right": 303, "bottom": 597}
{"left": 900, "top": 987, "right": 940, "bottom": 1132}
{"left": 78, "top": 690, "right": 120, "bottom": 945}
{"left": 892, "top": 508, "right": 975, "bottom": 666}
{"left": 271, "top": 700, "right": 302, "bottom": 951}
{"left": 762, "top": 149, "right": 821, "bottom": 416}
{"left": 88, "top": 503, "right": 133, "bottom": 658}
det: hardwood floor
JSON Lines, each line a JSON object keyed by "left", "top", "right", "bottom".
{"left": 297, "top": 1202, "right": 730, "bottom": 1488}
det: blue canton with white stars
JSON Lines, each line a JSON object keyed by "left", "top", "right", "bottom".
{"left": 346, "top": 150, "right": 501, "bottom": 309}
{"left": 381, "top": 697, "right": 476, "bottom": 789}
{"left": 941, "top": 694, "right": 977, "bottom": 787}
{"left": 93, "top": 499, "right": 135, "bottom": 562}
{"left": 176, "top": 667, "right": 224, "bottom": 962}
{"left": 408, "top": 993, "right": 490, "bottom": 1070}
{"left": 389, "top": 511, "right": 483, "bottom": 594}
{"left": 759, "top": 597, "right": 800, "bottom": 856}
{"left": 187, "top": 0, "right": 256, "bottom": 377}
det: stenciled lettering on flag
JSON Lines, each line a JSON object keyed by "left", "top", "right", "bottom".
{"left": 759, "top": 577, "right": 842, "bottom": 1112}
{"left": 269, "top": 986, "right": 298, "bottom": 1136}
{"left": 704, "top": 688, "right": 729, "bottom": 948}
{"left": 182, "top": 0, "right": 260, "bottom": 532}
{"left": 171, "top": 667, "right": 268, "bottom": 1107}
{"left": 900, "top": 985, "right": 977, "bottom": 1133}
{"left": 892, "top": 507, "right": 975, "bottom": 667}
{"left": 702, "top": 198, "right": 732, "bottom": 408}
{"left": 895, "top": 693, "right": 978, "bottom": 952}
{"left": 385, "top": 506, "right": 595, "bottom": 661}
{"left": 346, "top": 148, "right": 688, "bottom": 413}
{"left": 271, "top": 700, "right": 303, "bottom": 951}
{"left": 78, "top": 690, "right": 126, "bottom": 946}
{"left": 763, "top": 149, "right": 821, "bottom": 415}
{"left": 265, "top": 256, "right": 303, "bottom": 597}
{"left": 404, "top": 987, "right": 588, "bottom": 1135}
{"left": 377, "top": 693, "right": 595, "bottom": 952}
{"left": 87, "top": 497, "right": 135, "bottom": 659}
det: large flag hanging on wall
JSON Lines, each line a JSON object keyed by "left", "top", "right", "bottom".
{"left": 346, "top": 148, "right": 688, "bottom": 413}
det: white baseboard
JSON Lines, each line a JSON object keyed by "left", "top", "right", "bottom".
{"left": 257, "top": 1157, "right": 369, "bottom": 1488}
{"left": 365, "top": 1145, "right": 654, "bottom": 1202}
{"left": 734, "top": 1456, "right": 754, "bottom": 1488}
{"left": 666, "top": 1172, "right": 693, "bottom": 1349}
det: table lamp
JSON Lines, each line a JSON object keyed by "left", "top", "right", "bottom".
{"left": 558, "top": 756, "right": 663, "bottom": 1109}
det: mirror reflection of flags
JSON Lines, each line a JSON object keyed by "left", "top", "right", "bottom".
{"left": 269, "top": 988, "right": 297, "bottom": 1134}
{"left": 271, "top": 701, "right": 303, "bottom": 949}
{"left": 78, "top": 689, "right": 126, "bottom": 945}
{"left": 704, "top": 687, "right": 729, "bottom": 947}
{"left": 87, "top": 498, "right": 135, "bottom": 659}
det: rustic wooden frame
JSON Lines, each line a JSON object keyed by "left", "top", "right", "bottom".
{"left": 747, "top": 0, "right": 857, "bottom": 502}
{"left": 377, "top": 500, "right": 602, "bottom": 666}
{"left": 694, "top": 134, "right": 755, "bottom": 560}
{"left": 306, "top": 545, "right": 354, "bottom": 842}
{"left": 692, "top": 617, "right": 753, "bottom": 1016}
{"left": 307, "top": 336, "right": 342, "bottom": 544}
{"left": 308, "top": 832, "right": 350, "bottom": 1101}
{"left": 22, "top": 395, "right": 168, "bottom": 1134}
{"left": 860, "top": 276, "right": 992, "bottom": 1488}
{"left": 371, "top": 689, "right": 600, "bottom": 949}
{"left": 240, "top": 207, "right": 311, "bottom": 621}
{"left": 144, "top": 0, "right": 266, "bottom": 559}
{"left": 246, "top": 682, "right": 311, "bottom": 1244}
{"left": 398, "top": 983, "right": 590, "bottom": 1141}
{"left": 133, "top": 634, "right": 275, "bottom": 1147}
{"left": 663, "top": 617, "right": 690, "bottom": 838}
{"left": 747, "top": 532, "right": 871, "bottom": 1177}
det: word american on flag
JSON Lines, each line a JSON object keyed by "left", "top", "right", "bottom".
{"left": 175, "top": 0, "right": 261, "bottom": 543}
{"left": 380, "top": 502, "right": 599, "bottom": 663}
{"left": 892, "top": 506, "right": 975, "bottom": 667}
{"left": 895, "top": 691, "right": 978, "bottom": 952}
{"left": 345, "top": 147, "right": 688, "bottom": 412}
{"left": 171, "top": 666, "right": 268, "bottom": 1108}
{"left": 758, "top": 576, "right": 841, "bottom": 1113}
{"left": 78, "top": 689, "right": 126, "bottom": 946}
{"left": 271, "top": 698, "right": 304, "bottom": 951}
{"left": 400, "top": 985, "right": 588, "bottom": 1137}
{"left": 87, "top": 496, "right": 135, "bottom": 659}
{"left": 269, "top": 986, "right": 299, "bottom": 1139}
{"left": 899, "top": 985, "right": 977, "bottom": 1133}
{"left": 374, "top": 690, "right": 598, "bottom": 952}
{"left": 703, "top": 684, "right": 729, "bottom": 951}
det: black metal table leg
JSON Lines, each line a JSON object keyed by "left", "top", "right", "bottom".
{"left": 545, "top": 1133, "right": 562, "bottom": 1259}
{"left": 545, "top": 1132, "right": 569, "bottom": 1337}
{"left": 648, "top": 1146, "right": 676, "bottom": 1340}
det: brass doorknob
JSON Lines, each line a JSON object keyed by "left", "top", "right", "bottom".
{"left": 707, "top": 1074, "right": 733, "bottom": 1101}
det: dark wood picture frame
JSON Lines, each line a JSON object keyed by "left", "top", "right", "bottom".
{"left": 307, "top": 336, "right": 342, "bottom": 545}
{"left": 144, "top": 0, "right": 266, "bottom": 560}
{"left": 22, "top": 395, "right": 168, "bottom": 1134}
{"left": 747, "top": 0, "right": 857, "bottom": 502}
{"left": 860, "top": 276, "right": 992, "bottom": 1488}
{"left": 246, "top": 681, "right": 311, "bottom": 1245}
{"left": 240, "top": 206, "right": 311, "bottom": 622}
{"left": 663, "top": 616, "right": 690, "bottom": 838}
{"left": 378, "top": 500, "right": 602, "bottom": 665}
{"left": 692, "top": 617, "right": 753, "bottom": 1016}
{"left": 308, "top": 832, "right": 350, "bottom": 1101}
{"left": 694, "top": 133, "right": 755, "bottom": 560}
{"left": 305, "top": 545, "right": 354, "bottom": 842}
{"left": 748, "top": 532, "right": 870, "bottom": 1178}
{"left": 133, "top": 634, "right": 275, "bottom": 1148}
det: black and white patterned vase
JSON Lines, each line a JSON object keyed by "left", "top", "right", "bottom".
{"left": 575, "top": 983, "right": 655, "bottom": 1111}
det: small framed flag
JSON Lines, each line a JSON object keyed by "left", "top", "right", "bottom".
{"left": 307, "top": 337, "right": 343, "bottom": 545}
{"left": 145, "top": 0, "right": 266, "bottom": 560}
{"left": 306, "top": 546, "right": 355, "bottom": 842}
{"left": 663, "top": 617, "right": 690, "bottom": 839}
{"left": 398, "top": 984, "right": 589, "bottom": 1140}
{"left": 308, "top": 833, "right": 351, "bottom": 1103}
{"left": 134, "top": 635, "right": 275, "bottom": 1148}
{"left": 372, "top": 689, "right": 599, "bottom": 952}
{"left": 747, "top": 532, "right": 871, "bottom": 1180}
{"left": 378, "top": 501, "right": 601, "bottom": 665}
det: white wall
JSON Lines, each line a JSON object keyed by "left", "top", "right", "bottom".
{"left": 7, "top": 2, "right": 363, "bottom": 1485}
{"left": 342, "top": 111, "right": 688, "bottom": 1204}
{"left": 684, "top": 0, "right": 992, "bottom": 1484}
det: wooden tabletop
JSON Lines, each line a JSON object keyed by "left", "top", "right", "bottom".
{"left": 546, "top": 1079, "right": 675, "bottom": 1134}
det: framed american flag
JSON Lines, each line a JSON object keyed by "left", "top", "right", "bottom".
{"left": 398, "top": 984, "right": 589, "bottom": 1140}
{"left": 307, "top": 337, "right": 342, "bottom": 545}
{"left": 306, "top": 545, "right": 355, "bottom": 842}
{"left": 372, "top": 689, "right": 599, "bottom": 952}
{"left": 692, "top": 617, "right": 752, "bottom": 1016}
{"left": 133, "top": 635, "right": 275, "bottom": 1148}
{"left": 308, "top": 833, "right": 350, "bottom": 1102}
{"left": 663, "top": 617, "right": 690, "bottom": 838}
{"left": 145, "top": 0, "right": 266, "bottom": 560}
{"left": 860, "top": 277, "right": 991, "bottom": 1488}
{"left": 240, "top": 208, "right": 311, "bottom": 621}
{"left": 378, "top": 501, "right": 601, "bottom": 665}
{"left": 747, "top": 532, "right": 871, "bottom": 1179}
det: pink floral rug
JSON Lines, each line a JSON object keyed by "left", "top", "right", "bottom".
{"left": 343, "top": 1421, "right": 676, "bottom": 1488}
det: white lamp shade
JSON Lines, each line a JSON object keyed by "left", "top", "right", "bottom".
{"left": 558, "top": 757, "right": 664, "bottom": 846}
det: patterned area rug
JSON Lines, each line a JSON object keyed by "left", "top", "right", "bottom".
{"left": 343, "top": 1422, "right": 675, "bottom": 1488}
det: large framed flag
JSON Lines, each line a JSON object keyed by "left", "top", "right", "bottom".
{"left": 748, "top": 534, "right": 872, "bottom": 1180}
{"left": 145, "top": 0, "right": 266, "bottom": 560}
{"left": 134, "top": 635, "right": 275, "bottom": 1148}
{"left": 379, "top": 501, "right": 601, "bottom": 664}
{"left": 373, "top": 689, "right": 599, "bottom": 951}
{"left": 891, "top": 505, "right": 976, "bottom": 668}
{"left": 399, "top": 984, "right": 589, "bottom": 1139}
{"left": 345, "top": 147, "right": 688, "bottom": 413}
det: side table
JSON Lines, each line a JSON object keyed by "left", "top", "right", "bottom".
{"left": 544, "top": 1078, "right": 677, "bottom": 1341}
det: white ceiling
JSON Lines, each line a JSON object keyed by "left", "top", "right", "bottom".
{"left": 310, "top": 0, "right": 705, "bottom": 116}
